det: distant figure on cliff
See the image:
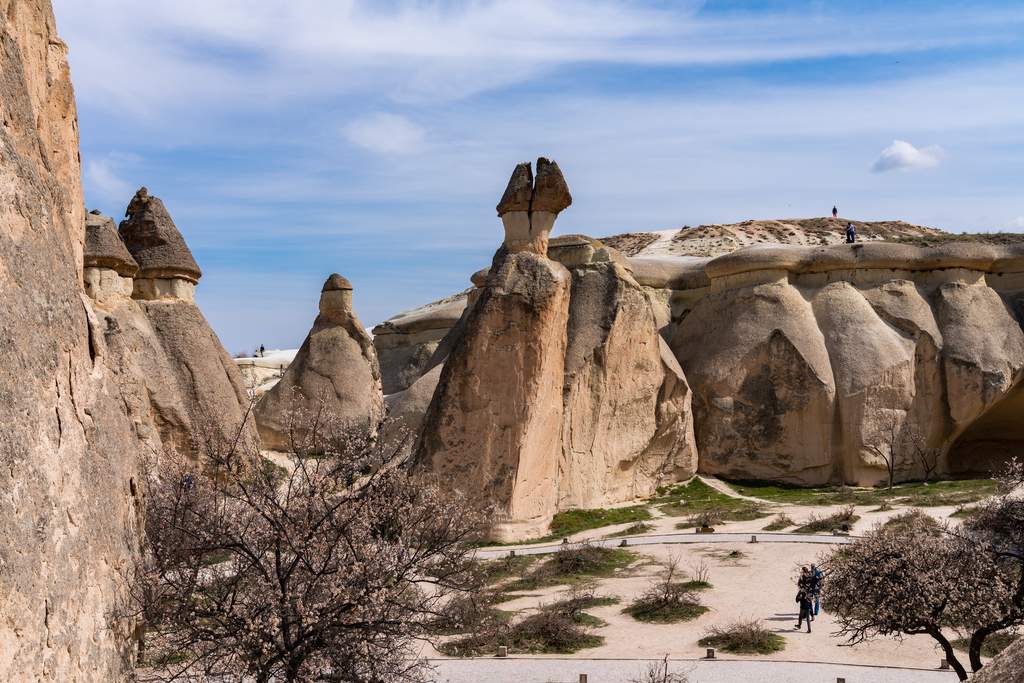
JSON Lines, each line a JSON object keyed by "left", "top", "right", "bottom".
{"left": 845, "top": 223, "right": 856, "bottom": 243}
{"left": 260, "top": 344, "right": 265, "bottom": 357}
{"left": 833, "top": 206, "right": 838, "bottom": 217}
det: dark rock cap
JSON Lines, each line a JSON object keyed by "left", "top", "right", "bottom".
{"left": 118, "top": 187, "right": 202, "bottom": 282}
{"left": 84, "top": 212, "right": 138, "bottom": 276}
{"left": 496, "top": 162, "right": 533, "bottom": 216}
{"left": 530, "top": 157, "right": 572, "bottom": 214}
{"left": 322, "top": 273, "right": 353, "bottom": 291}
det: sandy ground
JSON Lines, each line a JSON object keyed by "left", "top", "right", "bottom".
{"left": 423, "top": 483, "right": 976, "bottom": 673}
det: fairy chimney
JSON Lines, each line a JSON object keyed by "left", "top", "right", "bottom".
{"left": 83, "top": 210, "right": 138, "bottom": 303}
{"left": 119, "top": 187, "right": 202, "bottom": 300}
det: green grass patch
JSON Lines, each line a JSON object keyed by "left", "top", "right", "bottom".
{"left": 504, "top": 543, "right": 638, "bottom": 591}
{"left": 655, "top": 479, "right": 773, "bottom": 522}
{"left": 699, "top": 619, "right": 786, "bottom": 655}
{"left": 624, "top": 601, "right": 709, "bottom": 624}
{"left": 479, "top": 506, "right": 653, "bottom": 546}
{"left": 683, "top": 580, "right": 712, "bottom": 591}
{"left": 719, "top": 477, "right": 997, "bottom": 509}
{"left": 952, "top": 632, "right": 1021, "bottom": 658}
{"left": 607, "top": 521, "right": 655, "bottom": 538}
{"left": 440, "top": 588, "right": 611, "bottom": 656}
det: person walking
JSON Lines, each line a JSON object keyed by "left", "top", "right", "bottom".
{"left": 845, "top": 222, "right": 856, "bottom": 243}
{"left": 832, "top": 206, "right": 838, "bottom": 218}
{"left": 810, "top": 563, "right": 824, "bottom": 615}
{"left": 796, "top": 590, "right": 813, "bottom": 632}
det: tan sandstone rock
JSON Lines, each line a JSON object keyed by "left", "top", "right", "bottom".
{"left": 255, "top": 274, "right": 382, "bottom": 451}
{"left": 673, "top": 281, "right": 836, "bottom": 485}
{"left": 559, "top": 261, "right": 696, "bottom": 509}
{"left": 1, "top": 2, "right": 143, "bottom": 679}
{"left": 415, "top": 249, "right": 572, "bottom": 541}
{"left": 497, "top": 157, "right": 572, "bottom": 256}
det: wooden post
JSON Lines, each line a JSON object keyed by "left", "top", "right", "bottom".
{"left": 579, "top": 675, "right": 588, "bottom": 683}
{"left": 706, "top": 647, "right": 715, "bottom": 659}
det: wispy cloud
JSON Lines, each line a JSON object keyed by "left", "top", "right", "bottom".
{"left": 344, "top": 114, "right": 426, "bottom": 154}
{"left": 83, "top": 154, "right": 139, "bottom": 207}
{"left": 1003, "top": 216, "right": 1024, "bottom": 231}
{"left": 871, "top": 140, "right": 946, "bottom": 173}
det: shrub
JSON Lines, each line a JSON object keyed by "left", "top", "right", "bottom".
{"left": 763, "top": 512, "right": 795, "bottom": 531}
{"left": 698, "top": 618, "right": 786, "bottom": 655}
{"left": 883, "top": 509, "right": 941, "bottom": 537}
{"left": 624, "top": 554, "right": 708, "bottom": 624}
{"left": 794, "top": 505, "right": 859, "bottom": 533}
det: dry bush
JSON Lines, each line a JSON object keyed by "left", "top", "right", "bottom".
{"left": 763, "top": 512, "right": 795, "bottom": 531}
{"left": 883, "top": 509, "right": 941, "bottom": 537}
{"left": 629, "top": 661, "right": 694, "bottom": 683}
{"left": 684, "top": 506, "right": 723, "bottom": 528}
{"left": 796, "top": 504, "right": 858, "bottom": 533}
{"left": 688, "top": 558, "right": 711, "bottom": 585}
{"left": 624, "top": 554, "right": 707, "bottom": 624}
{"left": 441, "top": 586, "right": 608, "bottom": 656}
{"left": 547, "top": 541, "right": 619, "bottom": 577}
{"left": 698, "top": 618, "right": 786, "bottom": 654}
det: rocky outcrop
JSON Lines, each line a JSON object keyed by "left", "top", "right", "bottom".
{"left": 255, "top": 274, "right": 382, "bottom": 451}
{"left": 559, "top": 260, "right": 696, "bottom": 509}
{"left": 84, "top": 211, "right": 138, "bottom": 303}
{"left": 416, "top": 249, "right": 572, "bottom": 540}
{"left": 668, "top": 241, "right": 1024, "bottom": 486}
{"left": 119, "top": 187, "right": 201, "bottom": 301}
{"left": 1, "top": 2, "right": 143, "bottom": 679}
{"left": 415, "top": 162, "right": 697, "bottom": 540}
{"left": 372, "top": 290, "right": 470, "bottom": 394}
{"left": 84, "top": 191, "right": 259, "bottom": 461}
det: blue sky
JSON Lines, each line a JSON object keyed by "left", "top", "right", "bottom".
{"left": 52, "top": 0, "right": 1024, "bottom": 354}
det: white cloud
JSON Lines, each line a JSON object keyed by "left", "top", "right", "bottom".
{"left": 871, "top": 140, "right": 946, "bottom": 173}
{"left": 84, "top": 158, "right": 134, "bottom": 204}
{"left": 1003, "top": 216, "right": 1024, "bottom": 231}
{"left": 344, "top": 114, "right": 426, "bottom": 154}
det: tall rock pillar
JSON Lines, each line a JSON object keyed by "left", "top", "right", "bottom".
{"left": 416, "top": 159, "right": 573, "bottom": 541}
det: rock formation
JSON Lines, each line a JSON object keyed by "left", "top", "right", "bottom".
{"left": 669, "top": 242, "right": 1024, "bottom": 485}
{"left": 84, "top": 210, "right": 138, "bottom": 303}
{"left": 255, "top": 274, "right": 383, "bottom": 451}
{"left": 1, "top": 2, "right": 143, "bottom": 678}
{"left": 372, "top": 290, "right": 470, "bottom": 394}
{"left": 85, "top": 191, "right": 259, "bottom": 460}
{"left": 415, "top": 161, "right": 697, "bottom": 540}
{"left": 119, "top": 187, "right": 202, "bottom": 300}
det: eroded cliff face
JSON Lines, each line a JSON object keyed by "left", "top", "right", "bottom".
{"left": 1, "top": 2, "right": 142, "bottom": 679}
{"left": 668, "top": 243, "right": 1024, "bottom": 486}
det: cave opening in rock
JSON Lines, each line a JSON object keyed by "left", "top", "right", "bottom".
{"left": 946, "top": 378, "right": 1024, "bottom": 477}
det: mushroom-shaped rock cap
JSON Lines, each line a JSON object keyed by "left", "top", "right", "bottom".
{"left": 496, "top": 161, "right": 534, "bottom": 216}
{"left": 322, "top": 273, "right": 353, "bottom": 292}
{"left": 118, "top": 187, "right": 202, "bottom": 282}
{"left": 530, "top": 157, "right": 572, "bottom": 214}
{"left": 85, "top": 211, "right": 139, "bottom": 276}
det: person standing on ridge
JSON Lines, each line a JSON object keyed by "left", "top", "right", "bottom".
{"left": 845, "top": 222, "right": 856, "bottom": 243}
{"left": 260, "top": 344, "right": 265, "bottom": 357}
{"left": 833, "top": 206, "right": 838, "bottom": 218}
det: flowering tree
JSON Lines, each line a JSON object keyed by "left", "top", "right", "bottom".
{"left": 821, "top": 511, "right": 1024, "bottom": 681}
{"left": 131, "top": 403, "right": 481, "bottom": 683}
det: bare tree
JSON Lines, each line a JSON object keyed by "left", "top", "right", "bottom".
{"left": 821, "top": 513, "right": 1024, "bottom": 681}
{"left": 128, "top": 403, "right": 481, "bottom": 683}
{"left": 865, "top": 411, "right": 938, "bottom": 489}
